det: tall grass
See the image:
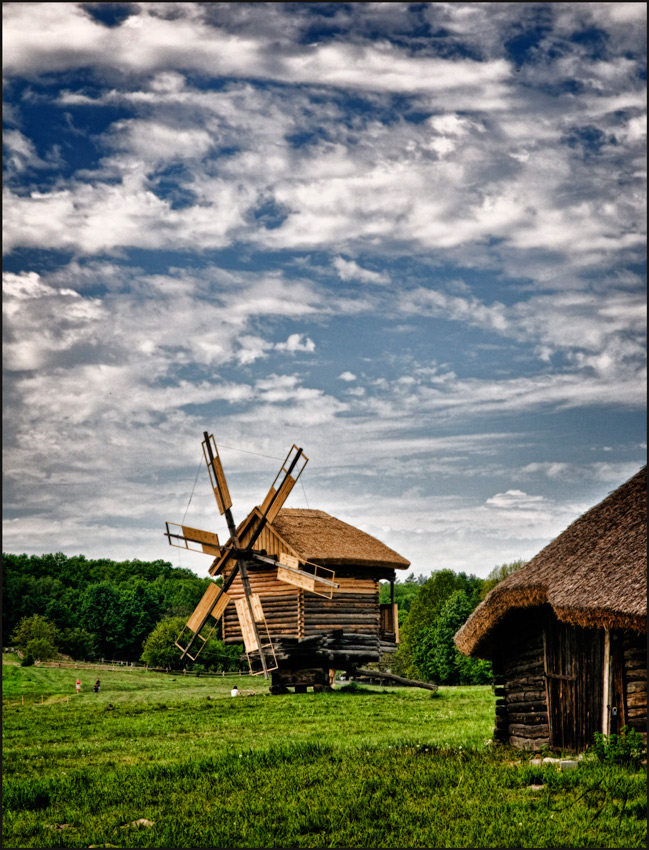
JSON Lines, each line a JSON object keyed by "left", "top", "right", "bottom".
{"left": 3, "top": 662, "right": 646, "bottom": 848}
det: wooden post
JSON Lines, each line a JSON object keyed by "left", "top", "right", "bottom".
{"left": 602, "top": 629, "right": 611, "bottom": 736}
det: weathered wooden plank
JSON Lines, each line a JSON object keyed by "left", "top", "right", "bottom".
{"left": 186, "top": 584, "right": 230, "bottom": 633}
{"left": 234, "top": 598, "right": 258, "bottom": 653}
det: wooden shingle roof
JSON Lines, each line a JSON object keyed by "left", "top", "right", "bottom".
{"left": 455, "top": 467, "right": 647, "bottom": 659}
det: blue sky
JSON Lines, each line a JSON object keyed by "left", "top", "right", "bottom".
{"left": 3, "top": 2, "right": 646, "bottom": 578}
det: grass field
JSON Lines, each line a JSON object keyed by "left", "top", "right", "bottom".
{"left": 3, "top": 658, "right": 646, "bottom": 848}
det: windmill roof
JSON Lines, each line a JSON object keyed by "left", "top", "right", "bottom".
{"left": 270, "top": 509, "right": 411, "bottom": 569}
{"left": 454, "top": 466, "right": 647, "bottom": 659}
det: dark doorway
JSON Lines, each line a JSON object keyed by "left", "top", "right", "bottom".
{"left": 543, "top": 615, "right": 604, "bottom": 751}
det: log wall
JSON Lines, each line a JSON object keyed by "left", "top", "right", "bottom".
{"left": 623, "top": 631, "right": 647, "bottom": 738}
{"left": 491, "top": 608, "right": 549, "bottom": 750}
{"left": 222, "top": 566, "right": 382, "bottom": 670}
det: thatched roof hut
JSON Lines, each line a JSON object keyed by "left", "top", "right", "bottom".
{"left": 455, "top": 466, "right": 646, "bottom": 659}
{"left": 455, "top": 467, "right": 646, "bottom": 752}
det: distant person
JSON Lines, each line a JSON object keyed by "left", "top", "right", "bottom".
{"left": 76, "top": 679, "right": 81, "bottom": 694}
{"left": 230, "top": 684, "right": 239, "bottom": 697}
{"left": 94, "top": 679, "right": 100, "bottom": 693}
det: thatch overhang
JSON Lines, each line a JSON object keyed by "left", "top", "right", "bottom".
{"left": 455, "top": 466, "right": 647, "bottom": 660}
{"left": 209, "top": 507, "right": 410, "bottom": 575}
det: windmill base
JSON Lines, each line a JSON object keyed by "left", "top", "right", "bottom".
{"left": 269, "top": 667, "right": 332, "bottom": 694}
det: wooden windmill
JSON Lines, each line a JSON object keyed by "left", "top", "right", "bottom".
{"left": 165, "top": 432, "right": 338, "bottom": 678}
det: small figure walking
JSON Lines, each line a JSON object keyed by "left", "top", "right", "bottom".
{"left": 76, "top": 679, "right": 81, "bottom": 694}
{"left": 230, "top": 684, "right": 239, "bottom": 697}
{"left": 94, "top": 679, "right": 100, "bottom": 693}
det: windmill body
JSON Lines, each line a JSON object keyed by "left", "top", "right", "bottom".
{"left": 167, "top": 433, "right": 410, "bottom": 692}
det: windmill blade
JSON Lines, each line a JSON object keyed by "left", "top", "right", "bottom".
{"left": 259, "top": 445, "right": 308, "bottom": 525}
{"left": 234, "top": 593, "right": 278, "bottom": 675}
{"left": 165, "top": 522, "right": 222, "bottom": 557}
{"left": 202, "top": 433, "right": 232, "bottom": 516}
{"left": 175, "top": 581, "right": 232, "bottom": 660}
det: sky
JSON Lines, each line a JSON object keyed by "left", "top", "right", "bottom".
{"left": 3, "top": 2, "right": 646, "bottom": 581}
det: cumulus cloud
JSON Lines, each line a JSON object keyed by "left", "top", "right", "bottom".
{"left": 333, "top": 257, "right": 390, "bottom": 285}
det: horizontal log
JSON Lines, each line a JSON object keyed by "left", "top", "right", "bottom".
{"left": 506, "top": 690, "right": 546, "bottom": 704}
{"left": 306, "top": 614, "right": 380, "bottom": 621}
{"left": 505, "top": 700, "right": 547, "bottom": 714}
{"left": 626, "top": 707, "right": 647, "bottom": 719}
{"left": 625, "top": 668, "right": 647, "bottom": 681}
{"left": 508, "top": 723, "right": 549, "bottom": 738}
{"left": 328, "top": 647, "right": 379, "bottom": 661}
{"left": 626, "top": 692, "right": 647, "bottom": 708}
{"left": 355, "top": 668, "right": 438, "bottom": 692}
{"left": 304, "top": 626, "right": 379, "bottom": 633}
{"left": 504, "top": 676, "right": 545, "bottom": 691}
{"left": 509, "top": 735, "right": 549, "bottom": 751}
{"left": 508, "top": 713, "right": 548, "bottom": 725}
{"left": 626, "top": 681, "right": 646, "bottom": 694}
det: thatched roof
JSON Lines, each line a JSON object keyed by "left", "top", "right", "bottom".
{"left": 455, "top": 467, "right": 647, "bottom": 659}
{"left": 271, "top": 509, "right": 411, "bottom": 570}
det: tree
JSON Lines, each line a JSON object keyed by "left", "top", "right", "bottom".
{"left": 392, "top": 569, "right": 483, "bottom": 678}
{"left": 57, "top": 627, "right": 98, "bottom": 661}
{"left": 80, "top": 581, "right": 125, "bottom": 659}
{"left": 119, "top": 581, "right": 163, "bottom": 659}
{"left": 414, "top": 590, "right": 492, "bottom": 685}
{"left": 141, "top": 617, "right": 186, "bottom": 669}
{"left": 11, "top": 614, "right": 58, "bottom": 661}
{"left": 479, "top": 559, "right": 527, "bottom": 600}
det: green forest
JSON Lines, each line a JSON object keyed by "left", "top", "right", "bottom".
{"left": 3, "top": 552, "right": 525, "bottom": 683}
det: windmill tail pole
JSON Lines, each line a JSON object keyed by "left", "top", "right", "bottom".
{"left": 355, "top": 668, "right": 438, "bottom": 692}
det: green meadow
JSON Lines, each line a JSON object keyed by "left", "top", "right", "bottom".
{"left": 3, "top": 659, "right": 646, "bottom": 848}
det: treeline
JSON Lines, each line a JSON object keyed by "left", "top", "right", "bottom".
{"left": 2, "top": 552, "right": 215, "bottom": 662}
{"left": 4, "top": 552, "right": 525, "bottom": 682}
{"left": 379, "top": 563, "right": 526, "bottom": 685}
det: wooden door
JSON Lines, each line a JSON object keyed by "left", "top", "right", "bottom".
{"left": 543, "top": 616, "right": 604, "bottom": 751}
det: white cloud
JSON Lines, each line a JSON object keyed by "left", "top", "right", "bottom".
{"left": 338, "top": 371, "right": 356, "bottom": 382}
{"left": 486, "top": 490, "right": 546, "bottom": 509}
{"left": 333, "top": 256, "right": 390, "bottom": 285}
{"left": 274, "top": 333, "right": 316, "bottom": 354}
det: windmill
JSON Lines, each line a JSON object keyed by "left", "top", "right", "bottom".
{"left": 165, "top": 432, "right": 339, "bottom": 678}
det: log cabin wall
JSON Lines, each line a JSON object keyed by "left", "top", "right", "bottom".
{"left": 222, "top": 566, "right": 299, "bottom": 643}
{"left": 623, "top": 631, "right": 647, "bottom": 738}
{"left": 303, "top": 577, "right": 379, "bottom": 637}
{"left": 221, "top": 566, "right": 381, "bottom": 645}
{"left": 491, "top": 608, "right": 549, "bottom": 750}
